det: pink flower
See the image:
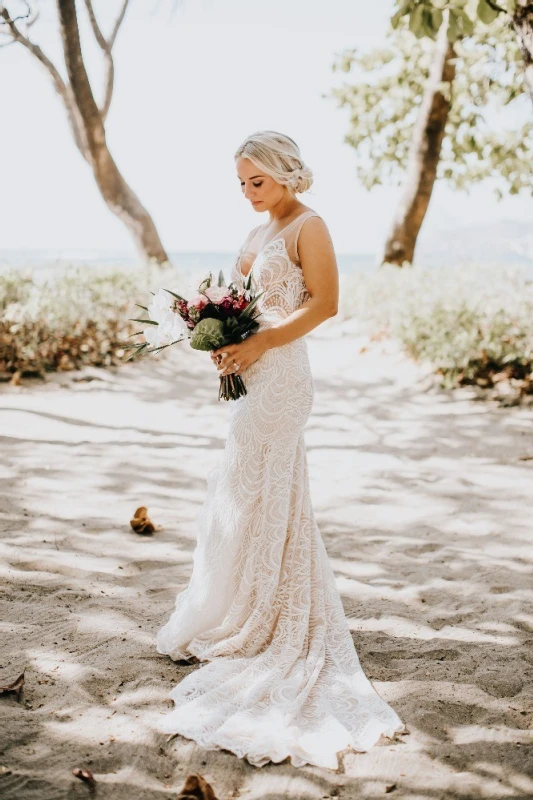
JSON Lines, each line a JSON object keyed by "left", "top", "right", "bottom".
{"left": 204, "top": 285, "right": 231, "bottom": 304}
{"left": 188, "top": 294, "right": 208, "bottom": 311}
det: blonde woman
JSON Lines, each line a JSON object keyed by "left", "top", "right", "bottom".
{"left": 157, "top": 131, "right": 404, "bottom": 769}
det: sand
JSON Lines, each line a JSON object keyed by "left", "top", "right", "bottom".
{"left": 1, "top": 317, "right": 532, "bottom": 800}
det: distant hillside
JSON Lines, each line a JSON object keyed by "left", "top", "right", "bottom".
{"left": 416, "top": 219, "right": 532, "bottom": 266}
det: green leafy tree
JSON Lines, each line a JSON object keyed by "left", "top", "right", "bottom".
{"left": 330, "top": 12, "right": 531, "bottom": 265}
{"left": 392, "top": 0, "right": 533, "bottom": 104}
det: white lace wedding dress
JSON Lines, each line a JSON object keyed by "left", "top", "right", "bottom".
{"left": 156, "top": 210, "right": 404, "bottom": 769}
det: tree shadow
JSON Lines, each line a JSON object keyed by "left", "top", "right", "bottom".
{"left": 1, "top": 334, "right": 533, "bottom": 798}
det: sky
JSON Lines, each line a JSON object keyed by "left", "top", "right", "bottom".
{"left": 0, "top": 0, "right": 531, "bottom": 257}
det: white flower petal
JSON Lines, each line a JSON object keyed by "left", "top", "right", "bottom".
{"left": 144, "top": 326, "right": 160, "bottom": 347}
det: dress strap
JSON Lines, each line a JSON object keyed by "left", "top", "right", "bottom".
{"left": 285, "top": 211, "right": 321, "bottom": 265}
{"left": 238, "top": 210, "right": 321, "bottom": 268}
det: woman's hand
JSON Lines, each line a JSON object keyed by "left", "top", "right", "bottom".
{"left": 210, "top": 330, "right": 272, "bottom": 376}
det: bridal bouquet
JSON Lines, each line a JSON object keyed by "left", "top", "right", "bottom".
{"left": 127, "top": 271, "right": 263, "bottom": 401}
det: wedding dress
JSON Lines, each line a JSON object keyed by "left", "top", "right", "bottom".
{"left": 156, "top": 209, "right": 404, "bottom": 770}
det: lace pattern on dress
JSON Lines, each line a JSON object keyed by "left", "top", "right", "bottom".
{"left": 156, "top": 210, "right": 405, "bottom": 770}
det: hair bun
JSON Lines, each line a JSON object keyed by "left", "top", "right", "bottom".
{"left": 288, "top": 164, "right": 313, "bottom": 194}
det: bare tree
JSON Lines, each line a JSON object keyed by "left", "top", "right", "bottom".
{"left": 0, "top": 0, "right": 169, "bottom": 264}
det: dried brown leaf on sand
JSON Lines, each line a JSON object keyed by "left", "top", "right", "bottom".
{"left": 177, "top": 772, "right": 219, "bottom": 800}
{"left": 130, "top": 505, "right": 156, "bottom": 535}
{"left": 0, "top": 670, "right": 25, "bottom": 701}
{"left": 72, "top": 767, "right": 96, "bottom": 795}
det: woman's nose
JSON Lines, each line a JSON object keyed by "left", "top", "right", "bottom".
{"left": 243, "top": 184, "right": 254, "bottom": 199}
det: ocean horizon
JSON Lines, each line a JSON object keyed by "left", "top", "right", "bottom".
{"left": 0, "top": 249, "right": 378, "bottom": 275}
{"left": 1, "top": 247, "right": 533, "bottom": 276}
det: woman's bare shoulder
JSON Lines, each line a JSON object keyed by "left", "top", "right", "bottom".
{"left": 300, "top": 212, "right": 331, "bottom": 237}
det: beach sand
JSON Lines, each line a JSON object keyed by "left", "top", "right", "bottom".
{"left": 1, "top": 319, "right": 532, "bottom": 799}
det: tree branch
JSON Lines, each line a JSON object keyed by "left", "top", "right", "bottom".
{"left": 57, "top": 0, "right": 105, "bottom": 157}
{"left": 0, "top": 1, "right": 36, "bottom": 26}
{"left": 109, "top": 0, "right": 129, "bottom": 49}
{"left": 83, "top": 0, "right": 107, "bottom": 50}
{"left": 0, "top": 6, "right": 64, "bottom": 92}
{"left": 100, "top": 52, "right": 114, "bottom": 121}
{"left": 0, "top": 6, "right": 91, "bottom": 158}
{"left": 83, "top": 0, "right": 129, "bottom": 121}
{"left": 83, "top": 0, "right": 129, "bottom": 52}
{"left": 486, "top": 0, "right": 507, "bottom": 15}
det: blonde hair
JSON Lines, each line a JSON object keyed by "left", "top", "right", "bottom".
{"left": 235, "top": 130, "right": 313, "bottom": 195}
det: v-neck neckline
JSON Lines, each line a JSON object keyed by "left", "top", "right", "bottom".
{"left": 238, "top": 210, "right": 310, "bottom": 279}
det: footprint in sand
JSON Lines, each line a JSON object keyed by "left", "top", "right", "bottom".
{"left": 476, "top": 668, "right": 523, "bottom": 698}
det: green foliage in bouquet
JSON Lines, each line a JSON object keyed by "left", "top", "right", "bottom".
{"left": 189, "top": 292, "right": 264, "bottom": 351}
{"left": 190, "top": 318, "right": 226, "bottom": 350}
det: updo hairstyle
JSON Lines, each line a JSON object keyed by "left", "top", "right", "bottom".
{"left": 234, "top": 130, "right": 313, "bottom": 195}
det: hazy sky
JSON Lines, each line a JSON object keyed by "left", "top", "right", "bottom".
{"left": 1, "top": 0, "right": 531, "bottom": 256}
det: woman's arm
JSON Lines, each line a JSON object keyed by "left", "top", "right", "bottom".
{"left": 212, "top": 216, "right": 339, "bottom": 375}
{"left": 263, "top": 215, "right": 339, "bottom": 346}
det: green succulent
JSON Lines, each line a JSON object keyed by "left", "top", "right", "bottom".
{"left": 189, "top": 317, "right": 226, "bottom": 351}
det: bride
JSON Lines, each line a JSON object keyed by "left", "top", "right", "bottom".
{"left": 156, "top": 130, "right": 405, "bottom": 770}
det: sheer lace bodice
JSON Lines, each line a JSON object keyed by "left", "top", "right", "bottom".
{"left": 232, "top": 211, "right": 315, "bottom": 320}
{"left": 156, "top": 210, "right": 404, "bottom": 769}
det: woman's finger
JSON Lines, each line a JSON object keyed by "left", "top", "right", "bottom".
{"left": 219, "top": 356, "right": 243, "bottom": 375}
{"left": 218, "top": 354, "right": 240, "bottom": 370}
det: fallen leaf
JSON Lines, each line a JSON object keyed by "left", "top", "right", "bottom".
{"left": 385, "top": 784, "right": 397, "bottom": 793}
{"left": 72, "top": 767, "right": 96, "bottom": 794}
{"left": 0, "top": 671, "right": 25, "bottom": 701}
{"left": 130, "top": 506, "right": 155, "bottom": 535}
{"left": 177, "top": 772, "right": 219, "bottom": 800}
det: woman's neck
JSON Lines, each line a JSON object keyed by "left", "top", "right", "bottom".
{"left": 267, "top": 195, "right": 303, "bottom": 225}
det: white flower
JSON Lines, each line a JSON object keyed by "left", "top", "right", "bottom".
{"left": 158, "top": 312, "right": 187, "bottom": 346}
{"left": 148, "top": 288, "right": 173, "bottom": 323}
{"left": 144, "top": 288, "right": 187, "bottom": 349}
{"left": 143, "top": 323, "right": 159, "bottom": 346}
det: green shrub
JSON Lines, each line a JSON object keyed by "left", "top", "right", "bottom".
{"left": 0, "top": 263, "right": 188, "bottom": 378}
{"left": 3, "top": 260, "right": 532, "bottom": 398}
{"left": 341, "top": 263, "right": 533, "bottom": 395}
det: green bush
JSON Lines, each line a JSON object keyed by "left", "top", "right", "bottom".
{"left": 3, "top": 260, "right": 532, "bottom": 398}
{"left": 341, "top": 263, "right": 533, "bottom": 395}
{"left": 0, "top": 263, "right": 188, "bottom": 378}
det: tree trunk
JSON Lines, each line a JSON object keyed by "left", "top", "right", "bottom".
{"left": 512, "top": 1, "right": 533, "bottom": 105}
{"left": 56, "top": 0, "right": 169, "bottom": 264}
{"left": 381, "top": 20, "right": 456, "bottom": 266}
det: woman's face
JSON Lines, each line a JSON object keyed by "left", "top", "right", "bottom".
{"left": 236, "top": 157, "right": 286, "bottom": 212}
